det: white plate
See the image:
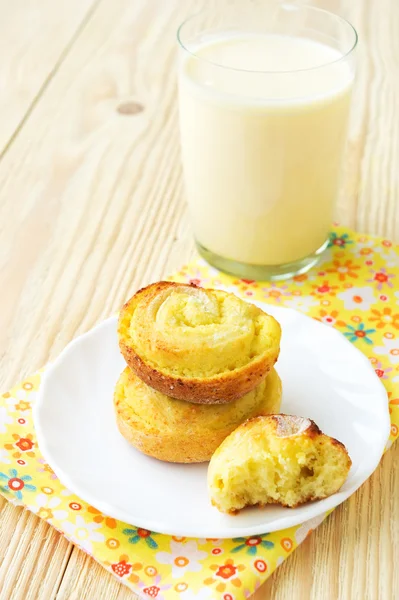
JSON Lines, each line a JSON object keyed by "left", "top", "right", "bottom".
{"left": 34, "top": 303, "right": 390, "bottom": 538}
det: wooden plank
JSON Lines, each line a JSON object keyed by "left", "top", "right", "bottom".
{"left": 0, "top": 0, "right": 99, "bottom": 155}
{"left": 0, "top": 498, "right": 72, "bottom": 600}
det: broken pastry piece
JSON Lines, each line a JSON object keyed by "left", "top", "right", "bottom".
{"left": 208, "top": 414, "right": 351, "bottom": 513}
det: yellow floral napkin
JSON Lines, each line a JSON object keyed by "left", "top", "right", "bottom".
{"left": 0, "top": 226, "right": 398, "bottom": 600}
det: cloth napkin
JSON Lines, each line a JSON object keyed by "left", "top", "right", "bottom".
{"left": 0, "top": 226, "right": 398, "bottom": 600}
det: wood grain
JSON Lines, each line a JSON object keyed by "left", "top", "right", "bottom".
{"left": 0, "top": 0, "right": 398, "bottom": 598}
{"left": 0, "top": 0, "right": 99, "bottom": 156}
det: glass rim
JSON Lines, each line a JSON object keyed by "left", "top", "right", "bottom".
{"left": 176, "top": 5, "right": 358, "bottom": 75}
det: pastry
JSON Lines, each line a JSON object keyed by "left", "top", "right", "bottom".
{"left": 208, "top": 414, "right": 351, "bottom": 512}
{"left": 118, "top": 281, "right": 281, "bottom": 404}
{"left": 114, "top": 367, "right": 282, "bottom": 463}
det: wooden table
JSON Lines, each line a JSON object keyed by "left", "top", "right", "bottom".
{"left": 0, "top": 0, "right": 398, "bottom": 598}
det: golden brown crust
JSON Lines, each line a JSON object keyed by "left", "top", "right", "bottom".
{"left": 208, "top": 414, "right": 352, "bottom": 512}
{"left": 114, "top": 367, "right": 282, "bottom": 463}
{"left": 118, "top": 281, "right": 281, "bottom": 405}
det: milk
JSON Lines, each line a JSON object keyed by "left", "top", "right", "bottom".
{"left": 179, "top": 34, "right": 354, "bottom": 266}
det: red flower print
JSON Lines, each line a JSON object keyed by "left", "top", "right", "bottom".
{"left": 143, "top": 586, "right": 160, "bottom": 597}
{"left": 0, "top": 468, "right": 36, "bottom": 500}
{"left": 9, "top": 477, "right": 24, "bottom": 491}
{"left": 212, "top": 548, "right": 223, "bottom": 555}
{"left": 5, "top": 433, "right": 36, "bottom": 459}
{"left": 205, "top": 558, "right": 246, "bottom": 592}
{"left": 245, "top": 537, "right": 262, "bottom": 547}
{"left": 189, "top": 279, "right": 201, "bottom": 286}
{"left": 216, "top": 563, "right": 237, "bottom": 580}
{"left": 69, "top": 502, "right": 81, "bottom": 510}
{"left": 240, "top": 279, "right": 255, "bottom": 284}
{"left": 15, "top": 437, "right": 34, "bottom": 452}
{"left": 310, "top": 281, "right": 339, "bottom": 298}
{"left": 254, "top": 559, "right": 267, "bottom": 573}
{"left": 137, "top": 528, "right": 151, "bottom": 538}
{"left": 106, "top": 555, "right": 142, "bottom": 583}
{"left": 112, "top": 559, "right": 132, "bottom": 577}
{"left": 367, "top": 268, "right": 395, "bottom": 290}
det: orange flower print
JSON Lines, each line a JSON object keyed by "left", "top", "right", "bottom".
{"left": 15, "top": 400, "right": 30, "bottom": 412}
{"left": 280, "top": 537, "right": 294, "bottom": 552}
{"left": 369, "top": 307, "right": 399, "bottom": 330}
{"left": 391, "top": 424, "right": 398, "bottom": 438}
{"left": 315, "top": 309, "right": 346, "bottom": 328}
{"left": 88, "top": 505, "right": 117, "bottom": 529}
{"left": 293, "top": 274, "right": 308, "bottom": 283}
{"left": 204, "top": 558, "right": 246, "bottom": 592}
{"left": 261, "top": 284, "right": 291, "bottom": 304}
{"left": 310, "top": 281, "right": 339, "bottom": 298}
{"left": 5, "top": 433, "right": 35, "bottom": 459}
{"left": 360, "top": 247, "right": 373, "bottom": 256}
{"left": 326, "top": 259, "right": 360, "bottom": 281}
{"left": 388, "top": 392, "right": 399, "bottom": 415}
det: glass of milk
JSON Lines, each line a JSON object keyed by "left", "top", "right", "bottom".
{"left": 177, "top": 3, "right": 357, "bottom": 280}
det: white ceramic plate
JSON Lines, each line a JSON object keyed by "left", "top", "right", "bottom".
{"left": 34, "top": 303, "right": 390, "bottom": 538}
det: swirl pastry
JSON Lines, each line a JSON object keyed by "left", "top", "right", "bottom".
{"left": 208, "top": 415, "right": 352, "bottom": 513}
{"left": 114, "top": 367, "right": 282, "bottom": 463}
{"left": 118, "top": 282, "right": 281, "bottom": 404}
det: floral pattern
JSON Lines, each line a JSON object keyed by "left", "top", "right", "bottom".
{"left": 0, "top": 226, "right": 397, "bottom": 599}
{"left": 231, "top": 535, "right": 274, "bottom": 555}
{"left": 156, "top": 540, "right": 207, "bottom": 577}
{"left": 370, "top": 307, "right": 399, "bottom": 329}
{"left": 0, "top": 468, "right": 36, "bottom": 500}
{"left": 204, "top": 558, "right": 246, "bottom": 593}
{"left": 123, "top": 527, "right": 159, "bottom": 549}
{"left": 337, "top": 286, "right": 376, "bottom": 311}
{"left": 63, "top": 514, "right": 105, "bottom": 554}
{"left": 27, "top": 492, "right": 68, "bottom": 521}
{"left": 343, "top": 322, "right": 376, "bottom": 345}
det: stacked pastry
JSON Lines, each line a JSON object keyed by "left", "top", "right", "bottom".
{"left": 114, "top": 281, "right": 282, "bottom": 463}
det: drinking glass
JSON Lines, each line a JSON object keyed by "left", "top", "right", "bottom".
{"left": 177, "top": 3, "right": 357, "bottom": 280}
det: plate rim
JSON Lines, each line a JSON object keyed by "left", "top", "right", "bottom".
{"left": 33, "top": 304, "right": 391, "bottom": 537}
